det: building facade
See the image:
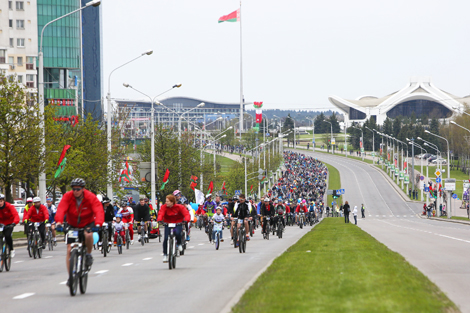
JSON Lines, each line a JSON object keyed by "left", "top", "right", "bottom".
{"left": 329, "top": 77, "right": 467, "bottom": 125}
{"left": 0, "top": 0, "right": 38, "bottom": 96}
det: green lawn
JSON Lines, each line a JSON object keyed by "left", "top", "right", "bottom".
{"left": 12, "top": 231, "right": 26, "bottom": 239}
{"left": 324, "top": 161, "right": 342, "bottom": 205}
{"left": 232, "top": 218, "right": 458, "bottom": 313}
{"left": 413, "top": 165, "right": 469, "bottom": 199}
{"left": 438, "top": 216, "right": 469, "bottom": 221}
{"left": 204, "top": 152, "right": 238, "bottom": 177}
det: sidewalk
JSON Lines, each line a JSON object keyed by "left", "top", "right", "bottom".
{"left": 205, "top": 149, "right": 243, "bottom": 162}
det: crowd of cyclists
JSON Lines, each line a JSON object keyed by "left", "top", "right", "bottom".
{"left": 0, "top": 150, "right": 328, "bottom": 292}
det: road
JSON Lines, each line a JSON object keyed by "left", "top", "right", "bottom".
{"left": 0, "top": 222, "right": 315, "bottom": 313}
{"left": 304, "top": 150, "right": 470, "bottom": 313}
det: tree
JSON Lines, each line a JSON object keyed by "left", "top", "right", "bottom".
{"left": 328, "top": 112, "right": 341, "bottom": 134}
{"left": 0, "top": 74, "right": 44, "bottom": 202}
{"left": 314, "top": 112, "right": 327, "bottom": 134}
{"left": 383, "top": 117, "right": 393, "bottom": 135}
{"left": 282, "top": 114, "right": 295, "bottom": 144}
{"left": 392, "top": 116, "right": 401, "bottom": 137}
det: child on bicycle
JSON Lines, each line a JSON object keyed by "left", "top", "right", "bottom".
{"left": 113, "top": 213, "right": 125, "bottom": 246}
{"left": 212, "top": 207, "right": 225, "bottom": 244}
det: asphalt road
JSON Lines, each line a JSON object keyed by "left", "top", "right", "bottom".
{"left": 304, "top": 150, "right": 470, "bottom": 313}
{"left": 1, "top": 221, "right": 315, "bottom": 313}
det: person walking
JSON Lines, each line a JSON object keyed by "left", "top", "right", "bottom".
{"left": 353, "top": 206, "right": 358, "bottom": 225}
{"left": 343, "top": 201, "right": 350, "bottom": 223}
{"left": 361, "top": 204, "right": 365, "bottom": 218}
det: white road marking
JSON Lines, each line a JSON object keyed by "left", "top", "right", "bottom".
{"left": 376, "top": 215, "right": 379, "bottom": 217}
{"left": 95, "top": 270, "right": 109, "bottom": 274}
{"left": 142, "top": 258, "right": 152, "bottom": 261}
{"left": 188, "top": 246, "right": 195, "bottom": 249}
{"left": 59, "top": 281, "right": 67, "bottom": 285}
{"left": 13, "top": 293, "right": 35, "bottom": 299}
{"left": 44, "top": 256, "right": 52, "bottom": 259}
{"left": 368, "top": 215, "right": 372, "bottom": 217}
{"left": 198, "top": 243, "right": 204, "bottom": 246}
{"left": 404, "top": 215, "right": 407, "bottom": 217}
{"left": 14, "top": 260, "right": 24, "bottom": 263}
{"left": 122, "top": 263, "right": 133, "bottom": 267}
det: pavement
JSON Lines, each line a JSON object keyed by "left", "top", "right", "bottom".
{"left": 0, "top": 221, "right": 317, "bottom": 313}
{"left": 296, "top": 149, "right": 470, "bottom": 313}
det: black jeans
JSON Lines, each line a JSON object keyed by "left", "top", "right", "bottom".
{"left": 354, "top": 215, "right": 357, "bottom": 225}
{"left": 361, "top": 209, "right": 365, "bottom": 218}
{"left": 162, "top": 224, "right": 182, "bottom": 255}
{"left": 345, "top": 214, "right": 350, "bottom": 223}
{"left": 2, "top": 225, "right": 14, "bottom": 251}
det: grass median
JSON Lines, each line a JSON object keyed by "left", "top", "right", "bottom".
{"left": 232, "top": 218, "right": 458, "bottom": 313}
{"left": 324, "top": 161, "right": 342, "bottom": 205}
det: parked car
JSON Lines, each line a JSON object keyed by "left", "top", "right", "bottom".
{"left": 431, "top": 158, "right": 447, "bottom": 165}
{"left": 15, "top": 207, "right": 24, "bottom": 224}
{"left": 428, "top": 156, "right": 437, "bottom": 163}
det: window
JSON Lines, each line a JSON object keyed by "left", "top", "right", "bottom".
{"left": 26, "top": 56, "right": 33, "bottom": 69}
{"left": 8, "top": 56, "right": 14, "bottom": 65}
{"left": 9, "top": 38, "right": 14, "bottom": 48}
{"left": 9, "top": 20, "right": 13, "bottom": 28}
{"left": 9, "top": 1, "right": 12, "bottom": 10}
{"left": 16, "top": 1, "right": 24, "bottom": 10}
{"left": 16, "top": 38, "right": 25, "bottom": 48}
{"left": 0, "top": 50, "right": 5, "bottom": 64}
{"left": 17, "top": 57, "right": 23, "bottom": 66}
{"left": 26, "top": 74, "right": 34, "bottom": 81}
{"left": 17, "top": 75, "right": 23, "bottom": 83}
{"left": 16, "top": 20, "right": 24, "bottom": 29}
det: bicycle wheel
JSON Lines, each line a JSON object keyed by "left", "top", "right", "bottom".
{"left": 141, "top": 227, "right": 144, "bottom": 246}
{"left": 300, "top": 219, "right": 303, "bottom": 229}
{"left": 180, "top": 233, "right": 186, "bottom": 256}
{"left": 32, "top": 233, "right": 38, "bottom": 259}
{"left": 215, "top": 232, "right": 219, "bottom": 250}
{"left": 27, "top": 234, "right": 32, "bottom": 258}
{"left": 103, "top": 232, "right": 108, "bottom": 257}
{"left": 242, "top": 235, "right": 246, "bottom": 253}
{"left": 37, "top": 238, "right": 42, "bottom": 258}
{"left": 69, "top": 249, "right": 79, "bottom": 296}
{"left": 168, "top": 238, "right": 174, "bottom": 270}
{"left": 79, "top": 251, "right": 88, "bottom": 294}
{"left": 238, "top": 229, "right": 243, "bottom": 253}
{"left": 233, "top": 228, "right": 238, "bottom": 248}
{"left": 0, "top": 238, "right": 4, "bottom": 272}
{"left": 4, "top": 243, "right": 11, "bottom": 272}
{"left": 117, "top": 236, "right": 122, "bottom": 254}
{"left": 266, "top": 226, "right": 270, "bottom": 240}
{"left": 126, "top": 230, "right": 130, "bottom": 250}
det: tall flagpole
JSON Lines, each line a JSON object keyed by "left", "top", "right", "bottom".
{"left": 239, "top": 0, "right": 244, "bottom": 140}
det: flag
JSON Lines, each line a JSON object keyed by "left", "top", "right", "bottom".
{"left": 207, "top": 181, "right": 214, "bottom": 195}
{"left": 190, "top": 175, "right": 198, "bottom": 190}
{"left": 218, "top": 8, "right": 240, "bottom": 23}
{"left": 250, "top": 185, "right": 253, "bottom": 194}
{"left": 119, "top": 169, "right": 131, "bottom": 183}
{"left": 57, "top": 145, "right": 71, "bottom": 166}
{"left": 160, "top": 169, "right": 170, "bottom": 190}
{"left": 54, "top": 157, "right": 67, "bottom": 178}
{"left": 221, "top": 181, "right": 227, "bottom": 195}
{"left": 255, "top": 109, "right": 262, "bottom": 124}
{"left": 253, "top": 101, "right": 263, "bottom": 109}
{"left": 195, "top": 188, "right": 205, "bottom": 205}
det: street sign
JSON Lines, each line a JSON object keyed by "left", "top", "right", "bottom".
{"left": 312, "top": 139, "right": 315, "bottom": 144}
{"left": 435, "top": 170, "right": 441, "bottom": 177}
{"left": 258, "top": 168, "right": 264, "bottom": 174}
{"left": 420, "top": 176, "right": 424, "bottom": 181}
{"left": 336, "top": 189, "right": 345, "bottom": 195}
{"left": 436, "top": 177, "right": 442, "bottom": 183}
{"left": 453, "top": 193, "right": 458, "bottom": 199}
{"left": 444, "top": 178, "right": 456, "bottom": 183}
{"left": 371, "top": 152, "right": 375, "bottom": 157}
{"left": 332, "top": 138, "right": 336, "bottom": 145}
{"left": 445, "top": 182, "right": 456, "bottom": 191}
{"left": 404, "top": 175, "right": 410, "bottom": 184}
{"left": 327, "top": 190, "right": 333, "bottom": 195}
{"left": 391, "top": 165, "right": 395, "bottom": 171}
{"left": 380, "top": 157, "right": 383, "bottom": 161}
{"left": 234, "top": 190, "right": 241, "bottom": 196}
{"left": 258, "top": 174, "right": 263, "bottom": 180}
{"left": 399, "top": 172, "right": 404, "bottom": 180}
{"left": 360, "top": 148, "right": 364, "bottom": 153}
{"left": 424, "top": 186, "right": 429, "bottom": 192}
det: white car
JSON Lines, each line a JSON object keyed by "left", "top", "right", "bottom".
{"left": 431, "top": 158, "right": 447, "bottom": 165}
{"left": 15, "top": 207, "right": 25, "bottom": 224}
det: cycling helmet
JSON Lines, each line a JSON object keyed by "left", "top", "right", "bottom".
{"left": 206, "top": 193, "right": 212, "bottom": 198}
{"left": 302, "top": 199, "right": 306, "bottom": 204}
{"left": 27, "top": 197, "right": 33, "bottom": 203}
{"left": 264, "top": 198, "right": 270, "bottom": 202}
{"left": 33, "top": 196, "right": 41, "bottom": 203}
{"left": 173, "top": 190, "right": 181, "bottom": 196}
{"left": 0, "top": 194, "right": 4, "bottom": 200}
{"left": 216, "top": 206, "right": 222, "bottom": 211}
{"left": 70, "top": 178, "right": 86, "bottom": 187}
{"left": 102, "top": 196, "right": 111, "bottom": 203}
{"left": 46, "top": 198, "right": 52, "bottom": 202}
{"left": 298, "top": 199, "right": 301, "bottom": 203}
{"left": 232, "top": 195, "right": 238, "bottom": 200}
{"left": 115, "top": 213, "right": 123, "bottom": 218}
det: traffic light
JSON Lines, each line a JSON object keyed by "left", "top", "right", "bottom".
{"left": 332, "top": 190, "right": 338, "bottom": 199}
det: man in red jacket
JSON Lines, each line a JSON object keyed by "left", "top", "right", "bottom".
{"left": 56, "top": 178, "right": 104, "bottom": 276}
{"left": 157, "top": 194, "right": 190, "bottom": 263}
{"left": 0, "top": 194, "right": 20, "bottom": 258}
{"left": 24, "top": 196, "right": 49, "bottom": 249}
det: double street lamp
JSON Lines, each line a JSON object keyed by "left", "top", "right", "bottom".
{"left": 38, "top": 0, "right": 101, "bottom": 203}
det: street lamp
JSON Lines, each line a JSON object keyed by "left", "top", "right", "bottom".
{"left": 424, "top": 130, "right": 450, "bottom": 179}
{"left": 37, "top": 0, "right": 101, "bottom": 203}
{"left": 123, "top": 83, "right": 181, "bottom": 210}
{"left": 106, "top": 50, "right": 154, "bottom": 199}
{"left": 307, "top": 117, "right": 315, "bottom": 151}
{"left": 364, "top": 126, "right": 375, "bottom": 163}
{"left": 353, "top": 125, "right": 364, "bottom": 160}
{"left": 286, "top": 116, "right": 296, "bottom": 149}
{"left": 408, "top": 138, "right": 427, "bottom": 202}
{"left": 324, "top": 120, "right": 333, "bottom": 154}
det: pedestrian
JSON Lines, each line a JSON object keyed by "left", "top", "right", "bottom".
{"left": 339, "top": 203, "right": 343, "bottom": 217}
{"left": 343, "top": 201, "right": 350, "bottom": 223}
{"left": 409, "top": 188, "right": 412, "bottom": 198}
{"left": 353, "top": 206, "right": 358, "bottom": 225}
{"left": 361, "top": 204, "right": 365, "bottom": 218}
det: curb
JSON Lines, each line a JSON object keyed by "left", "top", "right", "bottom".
{"left": 417, "top": 214, "right": 470, "bottom": 225}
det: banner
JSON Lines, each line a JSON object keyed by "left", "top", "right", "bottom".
{"left": 195, "top": 188, "right": 205, "bottom": 205}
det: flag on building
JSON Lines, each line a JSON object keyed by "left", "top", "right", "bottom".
{"left": 119, "top": 160, "right": 132, "bottom": 182}
{"left": 160, "top": 169, "right": 170, "bottom": 190}
{"left": 218, "top": 8, "right": 240, "bottom": 23}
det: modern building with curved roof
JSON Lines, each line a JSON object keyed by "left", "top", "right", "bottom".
{"left": 329, "top": 77, "right": 468, "bottom": 125}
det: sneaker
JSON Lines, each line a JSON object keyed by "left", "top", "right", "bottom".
{"left": 211, "top": 241, "right": 214, "bottom": 245}
{"left": 236, "top": 241, "right": 239, "bottom": 247}
{"left": 163, "top": 255, "right": 168, "bottom": 263}
{"left": 144, "top": 233, "right": 148, "bottom": 239}
{"left": 108, "top": 241, "right": 112, "bottom": 246}
{"left": 11, "top": 250, "right": 15, "bottom": 258}
{"left": 66, "top": 279, "right": 70, "bottom": 287}
{"left": 177, "top": 245, "right": 183, "bottom": 252}
{"left": 114, "top": 242, "right": 117, "bottom": 246}
{"left": 138, "top": 235, "right": 142, "bottom": 242}
{"left": 85, "top": 254, "right": 93, "bottom": 268}
{"left": 230, "top": 240, "right": 234, "bottom": 245}
{"left": 186, "top": 235, "right": 190, "bottom": 241}
{"left": 246, "top": 235, "right": 250, "bottom": 241}
{"left": 221, "top": 238, "right": 224, "bottom": 242}
{"left": 130, "top": 240, "right": 134, "bottom": 245}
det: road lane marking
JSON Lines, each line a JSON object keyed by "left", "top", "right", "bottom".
{"left": 188, "top": 246, "right": 194, "bottom": 249}
{"left": 142, "top": 258, "right": 152, "bottom": 261}
{"left": 14, "top": 260, "right": 24, "bottom": 263}
{"left": 122, "top": 263, "right": 133, "bottom": 267}
{"left": 44, "top": 256, "right": 52, "bottom": 259}
{"left": 13, "top": 293, "right": 35, "bottom": 299}
{"left": 404, "top": 215, "right": 407, "bottom": 217}
{"left": 198, "top": 243, "right": 204, "bottom": 246}
{"left": 95, "top": 270, "right": 109, "bottom": 274}
{"left": 59, "top": 281, "right": 67, "bottom": 285}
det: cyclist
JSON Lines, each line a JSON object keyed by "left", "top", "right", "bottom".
{"left": 203, "top": 194, "right": 216, "bottom": 232}
{"left": 0, "top": 194, "right": 20, "bottom": 258}
{"left": 113, "top": 213, "right": 126, "bottom": 246}
{"left": 99, "top": 196, "right": 114, "bottom": 248}
{"left": 260, "top": 198, "right": 274, "bottom": 234}
{"left": 24, "top": 197, "right": 49, "bottom": 249}
{"left": 118, "top": 202, "right": 134, "bottom": 244}
{"left": 134, "top": 198, "right": 150, "bottom": 242}
{"left": 45, "top": 198, "right": 57, "bottom": 245}
{"left": 228, "top": 196, "right": 238, "bottom": 242}
{"left": 232, "top": 194, "right": 252, "bottom": 244}
{"left": 273, "top": 200, "right": 286, "bottom": 229}
{"left": 174, "top": 190, "right": 192, "bottom": 241}
{"left": 23, "top": 197, "right": 33, "bottom": 234}
{"left": 55, "top": 178, "right": 104, "bottom": 284}
{"left": 211, "top": 206, "right": 225, "bottom": 244}
{"left": 157, "top": 194, "right": 190, "bottom": 263}
{"left": 295, "top": 199, "right": 308, "bottom": 225}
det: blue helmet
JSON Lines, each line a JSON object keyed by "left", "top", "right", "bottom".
{"left": 116, "top": 213, "right": 122, "bottom": 218}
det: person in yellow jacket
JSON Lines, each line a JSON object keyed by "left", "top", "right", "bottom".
{"left": 23, "top": 197, "right": 34, "bottom": 233}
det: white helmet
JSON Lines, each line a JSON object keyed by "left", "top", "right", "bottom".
{"left": 27, "top": 197, "right": 33, "bottom": 203}
{"left": 33, "top": 196, "right": 41, "bottom": 203}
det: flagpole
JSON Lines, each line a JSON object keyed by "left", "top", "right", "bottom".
{"left": 239, "top": 0, "right": 244, "bottom": 140}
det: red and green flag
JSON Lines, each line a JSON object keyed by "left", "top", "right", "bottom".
{"left": 221, "top": 181, "right": 227, "bottom": 195}
{"left": 54, "top": 145, "right": 71, "bottom": 178}
{"left": 190, "top": 175, "right": 198, "bottom": 191}
{"left": 160, "top": 169, "right": 170, "bottom": 190}
{"left": 218, "top": 8, "right": 240, "bottom": 23}
{"left": 250, "top": 185, "right": 253, "bottom": 195}
{"left": 207, "top": 181, "right": 214, "bottom": 195}
{"left": 119, "top": 160, "right": 132, "bottom": 182}
{"left": 253, "top": 102, "right": 263, "bottom": 131}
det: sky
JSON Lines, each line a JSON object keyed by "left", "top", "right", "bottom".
{"left": 102, "top": 0, "right": 470, "bottom": 111}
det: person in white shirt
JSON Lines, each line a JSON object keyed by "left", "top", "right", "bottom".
{"left": 352, "top": 206, "right": 358, "bottom": 225}
{"left": 212, "top": 207, "right": 225, "bottom": 244}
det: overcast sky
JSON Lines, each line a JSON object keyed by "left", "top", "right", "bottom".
{"left": 102, "top": 0, "right": 470, "bottom": 111}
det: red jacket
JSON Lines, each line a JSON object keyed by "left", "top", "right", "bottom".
{"left": 56, "top": 189, "right": 104, "bottom": 228}
{"left": 0, "top": 202, "right": 20, "bottom": 225}
{"left": 285, "top": 205, "right": 291, "bottom": 213}
{"left": 157, "top": 203, "right": 190, "bottom": 224}
{"left": 295, "top": 205, "right": 308, "bottom": 213}
{"left": 24, "top": 204, "right": 49, "bottom": 223}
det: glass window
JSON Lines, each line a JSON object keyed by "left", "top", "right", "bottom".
{"left": 9, "top": 38, "right": 14, "bottom": 47}
{"left": 26, "top": 74, "right": 34, "bottom": 81}
{"left": 9, "top": 20, "right": 13, "bottom": 28}
{"left": 17, "top": 57, "right": 23, "bottom": 66}
{"left": 17, "top": 75, "right": 23, "bottom": 83}
{"left": 17, "top": 38, "right": 25, "bottom": 47}
{"left": 9, "top": 1, "right": 12, "bottom": 10}
{"left": 16, "top": 1, "right": 24, "bottom": 10}
{"left": 8, "top": 56, "right": 14, "bottom": 65}
{"left": 386, "top": 100, "right": 452, "bottom": 119}
{"left": 0, "top": 50, "right": 5, "bottom": 57}
{"left": 26, "top": 56, "right": 33, "bottom": 64}
{"left": 16, "top": 20, "right": 24, "bottom": 29}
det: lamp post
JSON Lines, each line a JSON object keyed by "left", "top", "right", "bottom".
{"left": 38, "top": 0, "right": 100, "bottom": 203}
{"left": 123, "top": 83, "right": 181, "bottom": 211}
{"left": 424, "top": 130, "right": 450, "bottom": 180}
{"left": 353, "top": 125, "right": 364, "bottom": 160}
{"left": 408, "top": 138, "right": 427, "bottom": 202}
{"left": 364, "top": 126, "right": 375, "bottom": 163}
{"left": 106, "top": 50, "right": 153, "bottom": 199}
{"left": 307, "top": 117, "right": 315, "bottom": 151}
{"left": 286, "top": 116, "right": 296, "bottom": 149}
{"left": 324, "top": 120, "right": 333, "bottom": 154}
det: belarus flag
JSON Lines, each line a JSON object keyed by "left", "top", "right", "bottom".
{"left": 255, "top": 109, "right": 262, "bottom": 124}
{"left": 218, "top": 8, "right": 240, "bottom": 23}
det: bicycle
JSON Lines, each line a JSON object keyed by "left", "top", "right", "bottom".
{"left": 65, "top": 226, "right": 92, "bottom": 296}
{"left": 163, "top": 222, "right": 182, "bottom": 270}
{"left": 237, "top": 219, "right": 246, "bottom": 253}
{"left": 125, "top": 223, "right": 130, "bottom": 250}
{"left": 232, "top": 219, "right": 238, "bottom": 249}
{"left": 116, "top": 230, "right": 123, "bottom": 255}
{"left": 197, "top": 215, "right": 204, "bottom": 230}
{"left": 180, "top": 224, "right": 187, "bottom": 256}
{"left": 29, "top": 222, "right": 43, "bottom": 259}
{"left": 101, "top": 223, "right": 111, "bottom": 257}
{"left": 263, "top": 216, "right": 271, "bottom": 240}
{"left": 45, "top": 223, "right": 54, "bottom": 251}
{"left": 206, "top": 218, "right": 213, "bottom": 243}
{"left": 213, "top": 221, "right": 223, "bottom": 250}
{"left": 298, "top": 212, "right": 305, "bottom": 229}
{"left": 0, "top": 224, "right": 13, "bottom": 272}
{"left": 138, "top": 219, "right": 147, "bottom": 246}
{"left": 277, "top": 217, "right": 284, "bottom": 239}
